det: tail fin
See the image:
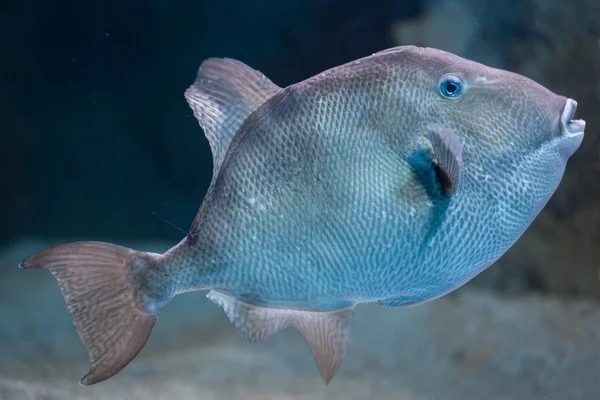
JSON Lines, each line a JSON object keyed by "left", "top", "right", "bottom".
{"left": 20, "top": 241, "right": 158, "bottom": 385}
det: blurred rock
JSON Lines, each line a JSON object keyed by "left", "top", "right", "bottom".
{"left": 392, "top": 0, "right": 600, "bottom": 297}
{"left": 1, "top": 240, "right": 600, "bottom": 400}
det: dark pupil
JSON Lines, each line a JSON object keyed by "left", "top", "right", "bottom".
{"left": 445, "top": 82, "right": 458, "bottom": 94}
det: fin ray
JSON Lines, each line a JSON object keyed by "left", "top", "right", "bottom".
{"left": 290, "top": 306, "right": 354, "bottom": 384}
{"left": 20, "top": 241, "right": 158, "bottom": 385}
{"left": 207, "top": 290, "right": 292, "bottom": 342}
{"left": 207, "top": 290, "right": 354, "bottom": 383}
{"left": 185, "top": 58, "right": 282, "bottom": 178}
{"left": 427, "top": 123, "right": 463, "bottom": 194}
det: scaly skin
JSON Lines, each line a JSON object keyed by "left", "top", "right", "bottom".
{"left": 134, "top": 46, "right": 583, "bottom": 313}
{"left": 21, "top": 46, "right": 585, "bottom": 385}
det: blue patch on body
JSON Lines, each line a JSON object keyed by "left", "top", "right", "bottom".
{"left": 408, "top": 148, "right": 452, "bottom": 248}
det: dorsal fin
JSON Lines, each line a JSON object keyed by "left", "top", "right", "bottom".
{"left": 207, "top": 290, "right": 354, "bottom": 384}
{"left": 184, "top": 58, "right": 282, "bottom": 177}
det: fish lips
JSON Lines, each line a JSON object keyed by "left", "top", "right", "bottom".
{"left": 550, "top": 97, "right": 585, "bottom": 158}
{"left": 559, "top": 98, "right": 586, "bottom": 138}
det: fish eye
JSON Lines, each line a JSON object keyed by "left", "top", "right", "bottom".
{"left": 439, "top": 75, "right": 464, "bottom": 99}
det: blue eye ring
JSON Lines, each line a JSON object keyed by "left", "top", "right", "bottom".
{"left": 439, "top": 75, "right": 464, "bottom": 98}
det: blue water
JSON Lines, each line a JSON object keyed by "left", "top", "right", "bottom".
{"left": 1, "top": 0, "right": 599, "bottom": 398}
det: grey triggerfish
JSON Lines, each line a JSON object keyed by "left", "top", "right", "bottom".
{"left": 21, "top": 46, "right": 586, "bottom": 385}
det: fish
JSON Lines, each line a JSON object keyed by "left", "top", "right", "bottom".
{"left": 20, "top": 45, "right": 586, "bottom": 386}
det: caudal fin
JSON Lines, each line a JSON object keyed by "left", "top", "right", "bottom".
{"left": 20, "top": 241, "right": 158, "bottom": 385}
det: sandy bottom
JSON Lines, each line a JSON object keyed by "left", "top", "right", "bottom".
{"left": 1, "top": 240, "right": 599, "bottom": 400}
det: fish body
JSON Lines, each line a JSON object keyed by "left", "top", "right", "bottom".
{"left": 20, "top": 46, "right": 585, "bottom": 385}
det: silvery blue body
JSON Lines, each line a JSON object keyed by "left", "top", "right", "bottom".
{"left": 21, "top": 46, "right": 585, "bottom": 385}
{"left": 166, "top": 46, "right": 583, "bottom": 310}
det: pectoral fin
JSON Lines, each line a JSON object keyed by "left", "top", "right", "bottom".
{"left": 207, "top": 290, "right": 354, "bottom": 384}
{"left": 427, "top": 123, "right": 463, "bottom": 195}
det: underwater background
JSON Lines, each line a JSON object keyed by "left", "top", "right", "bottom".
{"left": 1, "top": 0, "right": 600, "bottom": 399}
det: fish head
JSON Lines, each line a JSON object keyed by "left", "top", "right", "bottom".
{"left": 390, "top": 46, "right": 585, "bottom": 217}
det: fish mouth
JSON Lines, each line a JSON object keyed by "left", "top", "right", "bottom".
{"left": 560, "top": 98, "right": 586, "bottom": 137}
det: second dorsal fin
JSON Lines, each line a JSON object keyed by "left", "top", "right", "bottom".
{"left": 184, "top": 58, "right": 282, "bottom": 177}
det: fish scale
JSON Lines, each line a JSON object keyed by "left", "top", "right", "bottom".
{"left": 20, "top": 45, "right": 585, "bottom": 385}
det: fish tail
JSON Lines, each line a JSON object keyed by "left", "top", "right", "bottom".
{"left": 20, "top": 241, "right": 164, "bottom": 386}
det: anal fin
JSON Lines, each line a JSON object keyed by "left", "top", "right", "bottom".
{"left": 207, "top": 290, "right": 354, "bottom": 384}
{"left": 291, "top": 306, "right": 354, "bottom": 384}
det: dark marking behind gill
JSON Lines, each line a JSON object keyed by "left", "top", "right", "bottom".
{"left": 409, "top": 148, "right": 452, "bottom": 248}
{"left": 433, "top": 164, "right": 454, "bottom": 194}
